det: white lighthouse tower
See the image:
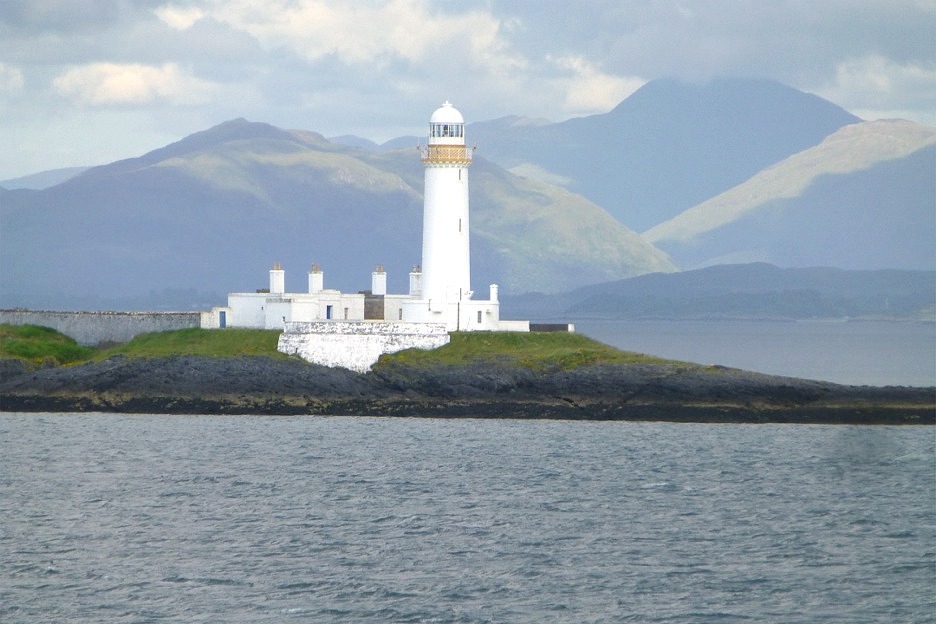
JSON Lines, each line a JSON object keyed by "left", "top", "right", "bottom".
{"left": 402, "top": 101, "right": 502, "bottom": 331}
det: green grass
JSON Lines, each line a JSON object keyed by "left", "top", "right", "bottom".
{"left": 96, "top": 328, "right": 286, "bottom": 360}
{"left": 378, "top": 331, "right": 670, "bottom": 371}
{"left": 2, "top": 325, "right": 669, "bottom": 372}
{"left": 1, "top": 324, "right": 97, "bottom": 365}
{"left": 1, "top": 325, "right": 286, "bottom": 365}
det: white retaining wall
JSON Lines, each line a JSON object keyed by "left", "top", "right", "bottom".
{"left": 0, "top": 309, "right": 206, "bottom": 345}
{"left": 278, "top": 321, "right": 450, "bottom": 373}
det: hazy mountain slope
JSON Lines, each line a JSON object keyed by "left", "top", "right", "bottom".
{"left": 644, "top": 121, "right": 936, "bottom": 269}
{"left": 502, "top": 263, "right": 935, "bottom": 321}
{"left": 0, "top": 166, "right": 89, "bottom": 190}
{"left": 452, "top": 78, "right": 860, "bottom": 231}
{"left": 0, "top": 119, "right": 674, "bottom": 310}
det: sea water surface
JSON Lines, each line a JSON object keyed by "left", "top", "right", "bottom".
{"left": 2, "top": 413, "right": 933, "bottom": 623}
{"left": 575, "top": 320, "right": 936, "bottom": 387}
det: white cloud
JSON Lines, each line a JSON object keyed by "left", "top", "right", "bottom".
{"left": 154, "top": 5, "right": 206, "bottom": 31}
{"left": 0, "top": 63, "right": 25, "bottom": 95}
{"left": 815, "top": 55, "right": 936, "bottom": 124}
{"left": 53, "top": 62, "right": 216, "bottom": 106}
{"left": 205, "top": 0, "right": 520, "bottom": 69}
{"left": 548, "top": 56, "right": 645, "bottom": 115}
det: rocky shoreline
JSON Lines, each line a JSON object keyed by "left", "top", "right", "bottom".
{"left": 1, "top": 355, "right": 933, "bottom": 424}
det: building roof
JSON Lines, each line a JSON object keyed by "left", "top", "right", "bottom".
{"left": 429, "top": 100, "right": 464, "bottom": 124}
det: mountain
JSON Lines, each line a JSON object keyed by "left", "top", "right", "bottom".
{"left": 1, "top": 166, "right": 88, "bottom": 190}
{"left": 502, "top": 263, "right": 936, "bottom": 321}
{"left": 0, "top": 119, "right": 674, "bottom": 311}
{"left": 644, "top": 120, "right": 936, "bottom": 270}
{"left": 387, "top": 78, "right": 859, "bottom": 232}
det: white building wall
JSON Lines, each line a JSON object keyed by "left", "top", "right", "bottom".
{"left": 226, "top": 291, "right": 367, "bottom": 329}
{"left": 278, "top": 321, "right": 450, "bottom": 373}
{"left": 382, "top": 294, "right": 411, "bottom": 322}
{"left": 227, "top": 293, "right": 269, "bottom": 328}
{"left": 401, "top": 297, "right": 503, "bottom": 331}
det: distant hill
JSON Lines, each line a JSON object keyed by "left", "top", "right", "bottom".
{"left": 644, "top": 120, "right": 936, "bottom": 270}
{"left": 1, "top": 166, "right": 88, "bottom": 190}
{"left": 386, "top": 78, "right": 859, "bottom": 232}
{"left": 0, "top": 119, "right": 674, "bottom": 311}
{"left": 502, "top": 263, "right": 936, "bottom": 321}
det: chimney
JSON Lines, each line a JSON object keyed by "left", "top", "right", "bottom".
{"left": 371, "top": 264, "right": 387, "bottom": 296}
{"left": 308, "top": 264, "right": 323, "bottom": 293}
{"left": 269, "top": 263, "right": 285, "bottom": 295}
{"left": 489, "top": 283, "right": 499, "bottom": 302}
{"left": 409, "top": 265, "right": 422, "bottom": 297}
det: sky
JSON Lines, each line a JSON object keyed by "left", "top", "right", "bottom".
{"left": 1, "top": 0, "right": 934, "bottom": 180}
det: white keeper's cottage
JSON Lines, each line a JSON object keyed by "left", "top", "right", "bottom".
{"left": 208, "top": 102, "right": 529, "bottom": 372}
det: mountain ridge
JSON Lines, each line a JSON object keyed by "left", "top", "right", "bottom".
{"left": 427, "top": 78, "right": 861, "bottom": 231}
{"left": 0, "top": 118, "right": 674, "bottom": 311}
{"left": 502, "top": 263, "right": 936, "bottom": 321}
{"left": 645, "top": 120, "right": 936, "bottom": 243}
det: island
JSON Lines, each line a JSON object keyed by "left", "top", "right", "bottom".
{"left": 1, "top": 325, "right": 932, "bottom": 424}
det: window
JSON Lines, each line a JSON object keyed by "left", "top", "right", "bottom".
{"left": 343, "top": 307, "right": 349, "bottom": 320}
{"left": 477, "top": 310, "right": 483, "bottom": 324}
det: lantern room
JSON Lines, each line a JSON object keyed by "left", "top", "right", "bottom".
{"left": 428, "top": 100, "right": 465, "bottom": 145}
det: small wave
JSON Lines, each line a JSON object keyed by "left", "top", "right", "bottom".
{"left": 640, "top": 481, "right": 678, "bottom": 491}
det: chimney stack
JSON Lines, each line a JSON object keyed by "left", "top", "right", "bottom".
{"left": 371, "top": 264, "right": 387, "bottom": 296}
{"left": 308, "top": 264, "right": 323, "bottom": 293}
{"left": 269, "top": 263, "right": 285, "bottom": 295}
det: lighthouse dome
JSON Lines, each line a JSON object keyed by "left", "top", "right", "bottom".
{"left": 430, "top": 100, "right": 464, "bottom": 124}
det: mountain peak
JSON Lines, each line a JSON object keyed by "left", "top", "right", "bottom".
{"left": 82, "top": 119, "right": 306, "bottom": 178}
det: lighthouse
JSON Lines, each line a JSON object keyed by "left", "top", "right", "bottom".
{"left": 223, "top": 100, "right": 528, "bottom": 371}
{"left": 402, "top": 101, "right": 503, "bottom": 331}
{"left": 421, "top": 100, "right": 471, "bottom": 309}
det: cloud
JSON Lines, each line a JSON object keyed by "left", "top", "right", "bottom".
{"left": 1, "top": 0, "right": 935, "bottom": 179}
{"left": 53, "top": 62, "right": 215, "bottom": 106}
{"left": 154, "top": 5, "right": 206, "bottom": 30}
{"left": 548, "top": 55, "right": 645, "bottom": 115}
{"left": 0, "top": 62, "right": 24, "bottom": 95}
{"left": 205, "top": 0, "right": 520, "bottom": 69}
{"left": 815, "top": 55, "right": 936, "bottom": 123}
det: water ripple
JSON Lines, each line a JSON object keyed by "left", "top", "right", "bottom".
{"left": 2, "top": 414, "right": 933, "bottom": 623}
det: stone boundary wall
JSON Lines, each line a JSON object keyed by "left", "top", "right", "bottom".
{"left": 0, "top": 309, "right": 206, "bottom": 345}
{"left": 278, "top": 321, "right": 450, "bottom": 373}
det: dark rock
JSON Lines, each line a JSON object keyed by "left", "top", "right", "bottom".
{"left": 0, "top": 355, "right": 932, "bottom": 424}
{"left": 0, "top": 359, "right": 30, "bottom": 380}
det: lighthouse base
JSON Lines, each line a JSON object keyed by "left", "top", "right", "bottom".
{"left": 278, "top": 321, "right": 450, "bottom": 373}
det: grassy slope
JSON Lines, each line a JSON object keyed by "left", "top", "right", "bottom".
{"left": 0, "top": 325, "right": 96, "bottom": 365}
{"left": 97, "top": 327, "right": 286, "bottom": 360}
{"left": 1, "top": 325, "right": 667, "bottom": 371}
{"left": 0, "top": 325, "right": 287, "bottom": 365}
{"left": 377, "top": 331, "right": 670, "bottom": 371}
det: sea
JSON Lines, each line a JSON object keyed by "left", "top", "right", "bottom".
{"left": 2, "top": 413, "right": 933, "bottom": 623}
{"left": 2, "top": 320, "right": 935, "bottom": 622}
{"left": 574, "top": 319, "right": 936, "bottom": 387}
